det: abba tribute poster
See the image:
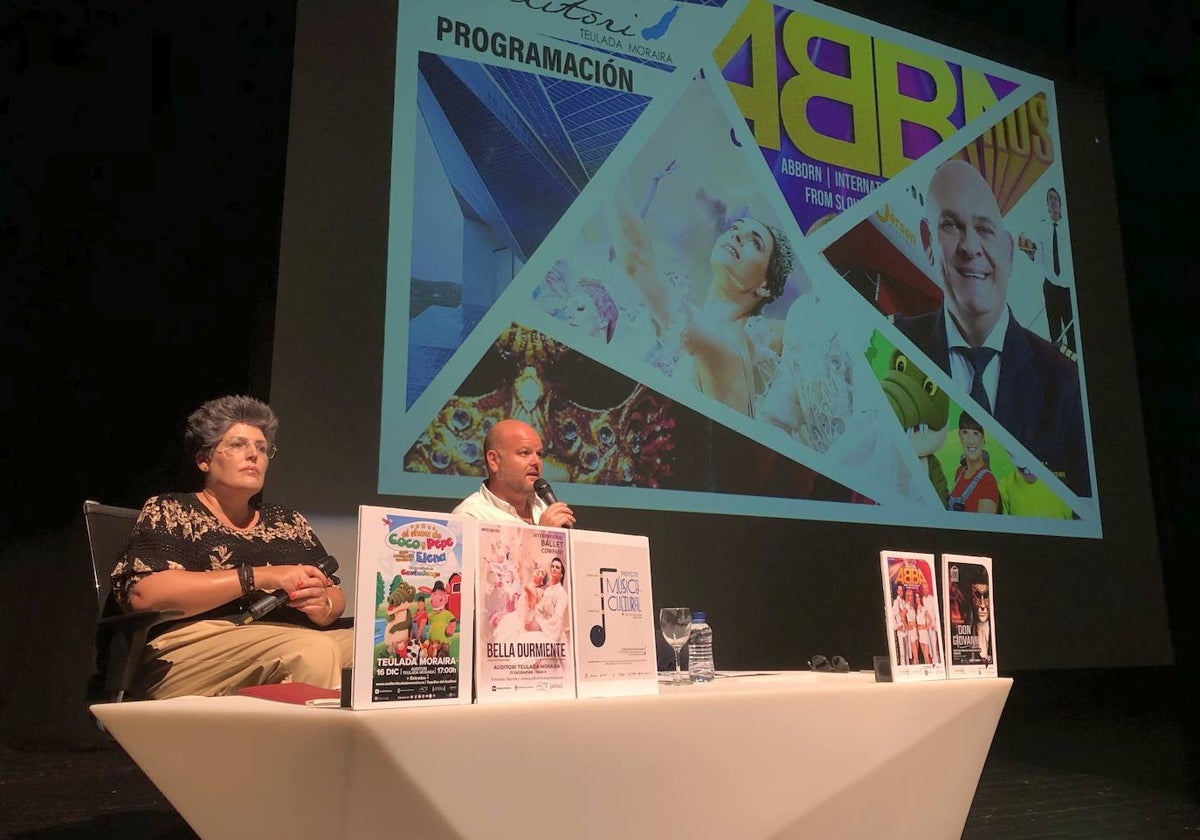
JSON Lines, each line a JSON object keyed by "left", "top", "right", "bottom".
{"left": 880, "top": 550, "right": 944, "bottom": 682}
{"left": 380, "top": 0, "right": 1097, "bottom": 539}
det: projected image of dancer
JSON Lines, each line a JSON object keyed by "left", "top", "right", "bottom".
{"left": 535, "top": 262, "right": 620, "bottom": 345}
{"left": 609, "top": 159, "right": 794, "bottom": 418}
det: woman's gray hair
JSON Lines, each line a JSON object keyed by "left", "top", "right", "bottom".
{"left": 184, "top": 395, "right": 279, "bottom": 462}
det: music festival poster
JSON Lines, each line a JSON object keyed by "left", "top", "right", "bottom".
{"left": 567, "top": 528, "right": 658, "bottom": 698}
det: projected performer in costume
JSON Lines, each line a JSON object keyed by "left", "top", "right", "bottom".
{"left": 453, "top": 419, "right": 575, "bottom": 528}
{"left": 563, "top": 279, "right": 620, "bottom": 344}
{"left": 893, "top": 160, "right": 1088, "bottom": 496}
{"left": 948, "top": 412, "right": 999, "bottom": 514}
{"left": 611, "top": 161, "right": 794, "bottom": 418}
{"left": 110, "top": 395, "right": 352, "bottom": 699}
{"left": 998, "top": 449, "right": 1074, "bottom": 519}
{"left": 535, "top": 263, "right": 621, "bottom": 345}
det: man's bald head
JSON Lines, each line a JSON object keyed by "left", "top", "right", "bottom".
{"left": 482, "top": 420, "right": 545, "bottom": 506}
{"left": 921, "top": 160, "right": 1014, "bottom": 346}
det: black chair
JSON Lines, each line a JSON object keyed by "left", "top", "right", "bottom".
{"left": 84, "top": 500, "right": 183, "bottom": 702}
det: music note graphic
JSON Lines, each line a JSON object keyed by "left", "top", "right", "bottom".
{"left": 590, "top": 567, "right": 618, "bottom": 647}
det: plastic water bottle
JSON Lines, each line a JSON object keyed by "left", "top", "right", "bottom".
{"left": 688, "top": 611, "right": 715, "bottom": 683}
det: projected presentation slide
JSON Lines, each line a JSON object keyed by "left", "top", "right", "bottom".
{"left": 378, "top": 0, "right": 1098, "bottom": 538}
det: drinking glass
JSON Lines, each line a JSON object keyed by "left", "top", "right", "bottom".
{"left": 658, "top": 607, "right": 692, "bottom": 685}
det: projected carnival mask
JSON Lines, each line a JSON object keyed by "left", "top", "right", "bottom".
{"left": 404, "top": 324, "right": 677, "bottom": 487}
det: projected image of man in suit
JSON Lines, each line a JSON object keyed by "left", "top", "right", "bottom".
{"left": 893, "top": 160, "right": 1090, "bottom": 497}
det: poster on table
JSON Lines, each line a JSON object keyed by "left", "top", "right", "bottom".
{"left": 350, "top": 506, "right": 475, "bottom": 709}
{"left": 475, "top": 521, "right": 575, "bottom": 702}
{"left": 942, "top": 554, "right": 998, "bottom": 678}
{"left": 879, "top": 550, "right": 945, "bottom": 682}
{"left": 567, "top": 529, "right": 658, "bottom": 699}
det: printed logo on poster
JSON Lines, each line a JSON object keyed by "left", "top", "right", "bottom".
{"left": 384, "top": 516, "right": 458, "bottom": 565}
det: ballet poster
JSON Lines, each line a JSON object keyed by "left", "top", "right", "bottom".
{"left": 350, "top": 506, "right": 475, "bottom": 709}
{"left": 567, "top": 529, "right": 658, "bottom": 699}
{"left": 475, "top": 521, "right": 575, "bottom": 702}
{"left": 879, "top": 550, "right": 945, "bottom": 682}
{"left": 942, "top": 554, "right": 998, "bottom": 679}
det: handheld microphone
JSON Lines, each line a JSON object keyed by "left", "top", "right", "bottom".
{"left": 237, "top": 555, "right": 339, "bottom": 625}
{"left": 533, "top": 478, "right": 571, "bottom": 528}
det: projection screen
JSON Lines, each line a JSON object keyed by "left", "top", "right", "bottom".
{"left": 270, "top": 0, "right": 1170, "bottom": 670}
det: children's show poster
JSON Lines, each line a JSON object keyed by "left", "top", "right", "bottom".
{"left": 352, "top": 506, "right": 475, "bottom": 709}
{"left": 567, "top": 529, "right": 658, "bottom": 698}
{"left": 880, "top": 550, "right": 945, "bottom": 682}
{"left": 942, "top": 553, "right": 997, "bottom": 678}
{"left": 379, "top": 0, "right": 1099, "bottom": 540}
{"left": 476, "top": 522, "right": 575, "bottom": 702}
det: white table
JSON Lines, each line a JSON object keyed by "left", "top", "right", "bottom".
{"left": 93, "top": 672, "right": 1010, "bottom": 839}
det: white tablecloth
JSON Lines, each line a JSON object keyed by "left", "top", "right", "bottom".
{"left": 93, "top": 671, "right": 1010, "bottom": 839}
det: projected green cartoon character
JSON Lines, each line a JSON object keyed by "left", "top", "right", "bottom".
{"left": 880, "top": 349, "right": 951, "bottom": 506}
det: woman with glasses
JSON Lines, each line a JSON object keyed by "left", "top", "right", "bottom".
{"left": 110, "top": 395, "right": 352, "bottom": 699}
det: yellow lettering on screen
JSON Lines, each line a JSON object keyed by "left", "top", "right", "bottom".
{"left": 954, "top": 95, "right": 1053, "bottom": 215}
{"left": 960, "top": 69, "right": 999, "bottom": 173}
{"left": 873, "top": 41, "right": 959, "bottom": 179}
{"left": 995, "top": 107, "right": 1033, "bottom": 209}
{"left": 714, "top": 0, "right": 780, "bottom": 151}
{"left": 1028, "top": 93, "right": 1054, "bottom": 165}
{"left": 961, "top": 68, "right": 999, "bottom": 122}
{"left": 779, "top": 12, "right": 877, "bottom": 175}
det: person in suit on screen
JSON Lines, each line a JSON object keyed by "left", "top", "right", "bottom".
{"left": 1018, "top": 185, "right": 1076, "bottom": 354}
{"left": 893, "top": 160, "right": 1089, "bottom": 497}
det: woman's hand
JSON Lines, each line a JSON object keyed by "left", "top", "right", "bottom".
{"left": 256, "top": 564, "right": 343, "bottom": 625}
{"left": 537, "top": 501, "right": 576, "bottom": 529}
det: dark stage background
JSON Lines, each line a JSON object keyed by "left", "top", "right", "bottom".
{"left": 1, "top": 0, "right": 1196, "bottom": 752}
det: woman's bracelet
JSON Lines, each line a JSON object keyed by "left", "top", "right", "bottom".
{"left": 237, "top": 564, "right": 256, "bottom": 597}
{"left": 321, "top": 596, "right": 334, "bottom": 621}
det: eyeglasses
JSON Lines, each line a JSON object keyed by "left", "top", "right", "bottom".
{"left": 217, "top": 438, "right": 277, "bottom": 459}
{"left": 808, "top": 654, "right": 850, "bottom": 673}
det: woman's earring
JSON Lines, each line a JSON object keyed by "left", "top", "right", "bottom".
{"left": 755, "top": 285, "right": 770, "bottom": 298}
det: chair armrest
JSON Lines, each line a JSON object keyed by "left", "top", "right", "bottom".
{"left": 95, "top": 609, "right": 185, "bottom": 701}
{"left": 98, "top": 609, "right": 184, "bottom": 634}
